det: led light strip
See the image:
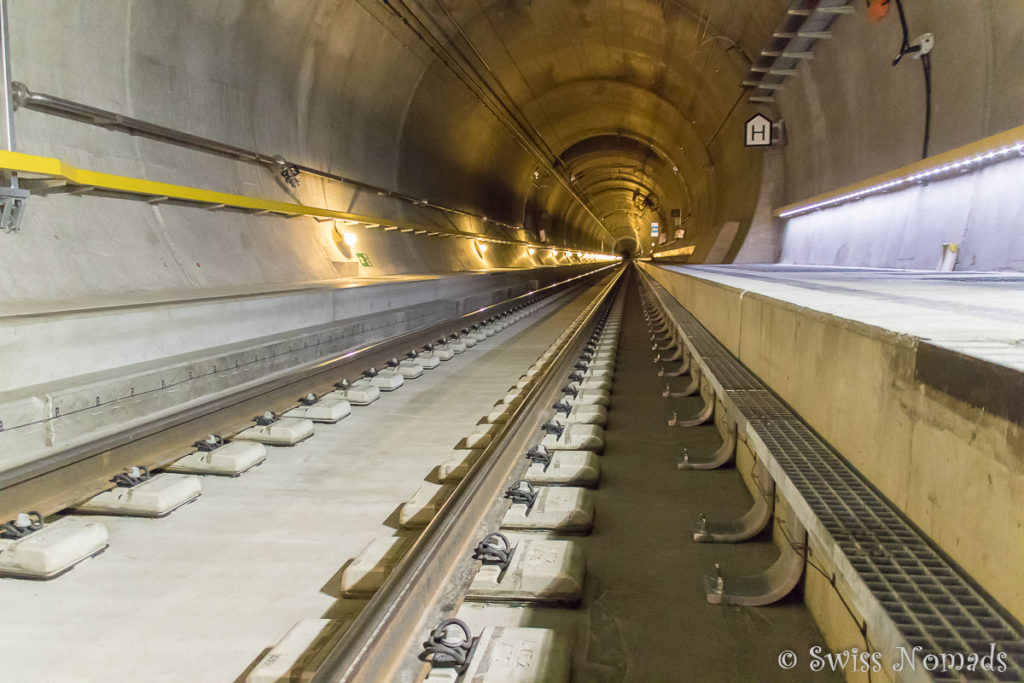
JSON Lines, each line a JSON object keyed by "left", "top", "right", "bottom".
{"left": 775, "top": 126, "right": 1024, "bottom": 219}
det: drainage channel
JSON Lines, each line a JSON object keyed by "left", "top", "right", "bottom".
{"left": 0, "top": 270, "right": 619, "bottom": 681}
{"left": 636, "top": 267, "right": 1024, "bottom": 682}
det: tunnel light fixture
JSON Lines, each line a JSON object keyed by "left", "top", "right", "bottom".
{"left": 342, "top": 232, "right": 358, "bottom": 247}
{"left": 776, "top": 128, "right": 1024, "bottom": 219}
{"left": 654, "top": 245, "right": 695, "bottom": 258}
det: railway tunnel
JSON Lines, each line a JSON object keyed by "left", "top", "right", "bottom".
{"left": 0, "top": 1, "right": 1022, "bottom": 681}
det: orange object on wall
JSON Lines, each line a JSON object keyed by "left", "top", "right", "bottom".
{"left": 868, "top": 0, "right": 891, "bottom": 21}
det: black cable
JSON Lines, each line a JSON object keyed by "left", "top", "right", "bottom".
{"left": 379, "top": 0, "right": 612, "bottom": 240}
{"left": 777, "top": 518, "right": 875, "bottom": 682}
{"left": 431, "top": 0, "right": 565, "bottom": 165}
{"left": 377, "top": 0, "right": 553, "bottom": 171}
{"left": 892, "top": 0, "right": 912, "bottom": 60}
{"left": 921, "top": 52, "right": 932, "bottom": 158}
{"left": 890, "top": 0, "right": 932, "bottom": 159}
{"left": 760, "top": 463, "right": 876, "bottom": 677}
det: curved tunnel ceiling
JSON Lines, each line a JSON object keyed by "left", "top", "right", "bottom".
{"left": 392, "top": 0, "right": 776, "bottom": 255}
{"left": 548, "top": 134, "right": 688, "bottom": 250}
{"left": 6, "top": 1, "right": 1022, "bottom": 298}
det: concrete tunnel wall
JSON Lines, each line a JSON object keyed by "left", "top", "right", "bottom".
{"left": 0, "top": 0, "right": 790, "bottom": 306}
{"left": 743, "top": 1, "right": 1024, "bottom": 269}
{"left": 1, "top": 1, "right": 537, "bottom": 302}
{"left": 2, "top": 1, "right": 1023, "bottom": 305}
{"left": 1, "top": 3, "right": 1020, "bottom": 506}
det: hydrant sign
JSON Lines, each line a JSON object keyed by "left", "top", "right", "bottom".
{"left": 745, "top": 113, "right": 773, "bottom": 147}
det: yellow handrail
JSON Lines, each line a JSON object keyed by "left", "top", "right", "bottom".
{"left": 0, "top": 150, "right": 548, "bottom": 249}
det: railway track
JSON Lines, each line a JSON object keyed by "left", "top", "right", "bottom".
{"left": 308, "top": 266, "right": 625, "bottom": 683}
{"left": 0, "top": 265, "right": 625, "bottom": 682}
{"left": 0, "top": 266, "right": 614, "bottom": 522}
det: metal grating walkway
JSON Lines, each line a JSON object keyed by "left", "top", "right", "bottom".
{"left": 757, "top": 419, "right": 1024, "bottom": 682}
{"left": 641, "top": 271, "right": 1024, "bottom": 681}
{"left": 700, "top": 358, "right": 763, "bottom": 390}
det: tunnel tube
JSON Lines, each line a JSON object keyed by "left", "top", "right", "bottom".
{"left": 1, "top": 1, "right": 1024, "bottom": 680}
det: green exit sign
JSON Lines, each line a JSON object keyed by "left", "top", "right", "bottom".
{"left": 356, "top": 253, "right": 373, "bottom": 267}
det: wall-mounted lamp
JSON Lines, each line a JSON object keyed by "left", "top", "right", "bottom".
{"left": 343, "top": 232, "right": 358, "bottom": 247}
{"left": 776, "top": 128, "right": 1024, "bottom": 219}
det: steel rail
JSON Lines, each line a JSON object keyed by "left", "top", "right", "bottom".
{"left": 0, "top": 265, "right": 617, "bottom": 505}
{"left": 311, "top": 266, "right": 624, "bottom": 682}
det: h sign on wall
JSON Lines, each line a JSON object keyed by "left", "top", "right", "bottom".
{"left": 745, "top": 113, "right": 773, "bottom": 147}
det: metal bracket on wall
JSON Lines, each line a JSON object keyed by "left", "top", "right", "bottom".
{"left": 692, "top": 458, "right": 774, "bottom": 541}
{"left": 677, "top": 419, "right": 736, "bottom": 470}
{"left": 668, "top": 394, "right": 714, "bottom": 427}
{"left": 0, "top": 0, "right": 25, "bottom": 234}
{"left": 703, "top": 514, "right": 806, "bottom": 606}
{"left": 0, "top": 184, "right": 27, "bottom": 233}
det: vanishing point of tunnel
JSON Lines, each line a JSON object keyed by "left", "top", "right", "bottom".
{"left": 0, "top": 2, "right": 1022, "bottom": 682}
